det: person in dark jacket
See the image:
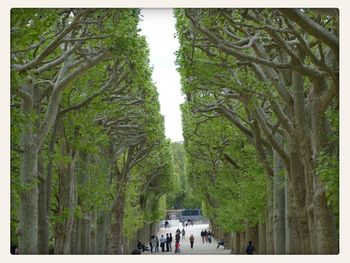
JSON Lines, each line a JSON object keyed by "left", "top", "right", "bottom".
{"left": 245, "top": 241, "right": 255, "bottom": 254}
{"left": 217, "top": 239, "right": 225, "bottom": 248}
{"left": 166, "top": 233, "right": 170, "bottom": 252}
{"left": 169, "top": 233, "right": 173, "bottom": 251}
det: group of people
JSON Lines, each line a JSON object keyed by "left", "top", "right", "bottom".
{"left": 200, "top": 229, "right": 212, "bottom": 243}
{"left": 135, "top": 226, "right": 255, "bottom": 254}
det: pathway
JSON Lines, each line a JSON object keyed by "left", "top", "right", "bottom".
{"left": 142, "top": 222, "right": 231, "bottom": 255}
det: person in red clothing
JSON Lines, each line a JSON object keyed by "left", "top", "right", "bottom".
{"left": 175, "top": 242, "right": 181, "bottom": 253}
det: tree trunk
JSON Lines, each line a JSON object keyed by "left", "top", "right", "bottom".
{"left": 18, "top": 78, "right": 39, "bottom": 254}
{"left": 246, "top": 225, "right": 259, "bottom": 253}
{"left": 273, "top": 148, "right": 286, "bottom": 254}
{"left": 233, "top": 232, "right": 240, "bottom": 254}
{"left": 37, "top": 155, "right": 49, "bottom": 254}
{"left": 239, "top": 231, "right": 246, "bottom": 254}
{"left": 110, "top": 188, "right": 126, "bottom": 254}
{"left": 96, "top": 212, "right": 110, "bottom": 254}
{"left": 289, "top": 138, "right": 312, "bottom": 253}
{"left": 80, "top": 213, "right": 91, "bottom": 254}
{"left": 90, "top": 210, "right": 97, "bottom": 254}
{"left": 285, "top": 170, "right": 302, "bottom": 254}
{"left": 311, "top": 80, "right": 338, "bottom": 253}
{"left": 266, "top": 176, "right": 274, "bottom": 254}
{"left": 258, "top": 223, "right": 267, "bottom": 254}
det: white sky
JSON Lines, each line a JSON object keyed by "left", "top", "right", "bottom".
{"left": 139, "top": 9, "right": 184, "bottom": 142}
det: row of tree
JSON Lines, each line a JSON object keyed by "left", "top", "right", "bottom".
{"left": 11, "top": 8, "right": 176, "bottom": 254}
{"left": 176, "top": 8, "right": 339, "bottom": 254}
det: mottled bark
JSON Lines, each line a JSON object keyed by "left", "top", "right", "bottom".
{"left": 80, "top": 214, "right": 91, "bottom": 254}
{"left": 37, "top": 156, "right": 49, "bottom": 254}
{"left": 273, "top": 149, "right": 286, "bottom": 254}
{"left": 285, "top": 170, "right": 302, "bottom": 254}
{"left": 96, "top": 212, "right": 110, "bottom": 254}
{"left": 110, "top": 189, "right": 126, "bottom": 254}
{"left": 258, "top": 223, "right": 267, "bottom": 254}
{"left": 266, "top": 176, "right": 274, "bottom": 254}
{"left": 18, "top": 77, "right": 38, "bottom": 254}
{"left": 311, "top": 80, "right": 338, "bottom": 254}
{"left": 289, "top": 139, "right": 311, "bottom": 253}
{"left": 90, "top": 210, "right": 97, "bottom": 254}
{"left": 233, "top": 232, "right": 240, "bottom": 254}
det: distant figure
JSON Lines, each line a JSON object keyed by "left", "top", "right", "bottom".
{"left": 165, "top": 220, "right": 170, "bottom": 228}
{"left": 246, "top": 241, "right": 255, "bottom": 254}
{"left": 201, "top": 230, "right": 205, "bottom": 243}
{"left": 137, "top": 240, "right": 149, "bottom": 252}
{"left": 204, "top": 230, "right": 208, "bottom": 243}
{"left": 15, "top": 248, "right": 19, "bottom": 254}
{"left": 208, "top": 231, "right": 212, "bottom": 243}
{"left": 169, "top": 233, "right": 173, "bottom": 251}
{"left": 150, "top": 235, "right": 157, "bottom": 253}
{"left": 190, "top": 234, "right": 195, "bottom": 249}
{"left": 166, "top": 233, "right": 170, "bottom": 252}
{"left": 160, "top": 235, "right": 166, "bottom": 252}
{"left": 155, "top": 235, "right": 159, "bottom": 252}
{"left": 175, "top": 231, "right": 181, "bottom": 244}
{"left": 175, "top": 242, "right": 181, "bottom": 254}
{"left": 217, "top": 239, "right": 225, "bottom": 248}
{"left": 182, "top": 228, "right": 186, "bottom": 239}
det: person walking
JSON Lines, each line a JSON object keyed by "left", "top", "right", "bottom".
{"left": 160, "top": 235, "right": 166, "bottom": 252}
{"left": 175, "top": 242, "right": 181, "bottom": 254}
{"left": 208, "top": 231, "right": 212, "bottom": 243}
{"left": 169, "top": 233, "right": 173, "bottom": 251}
{"left": 155, "top": 235, "right": 159, "bottom": 252}
{"left": 181, "top": 228, "right": 185, "bottom": 239}
{"left": 190, "top": 234, "right": 194, "bottom": 249}
{"left": 150, "top": 235, "right": 157, "bottom": 253}
{"left": 175, "top": 231, "right": 181, "bottom": 244}
{"left": 166, "top": 233, "right": 170, "bottom": 252}
{"left": 201, "top": 230, "right": 205, "bottom": 243}
{"left": 245, "top": 241, "right": 255, "bottom": 254}
{"left": 204, "top": 230, "right": 208, "bottom": 243}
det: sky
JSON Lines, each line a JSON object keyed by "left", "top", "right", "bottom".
{"left": 138, "top": 9, "right": 184, "bottom": 142}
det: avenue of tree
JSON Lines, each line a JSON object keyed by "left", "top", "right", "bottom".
{"left": 176, "top": 8, "right": 339, "bottom": 254}
{"left": 11, "top": 8, "right": 339, "bottom": 255}
{"left": 11, "top": 9, "right": 178, "bottom": 254}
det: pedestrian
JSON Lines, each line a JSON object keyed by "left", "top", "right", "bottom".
{"left": 155, "top": 235, "right": 159, "bottom": 252}
{"left": 201, "top": 230, "right": 205, "bottom": 243}
{"left": 204, "top": 230, "right": 208, "bottom": 243}
{"left": 150, "top": 235, "right": 157, "bottom": 253}
{"left": 182, "top": 228, "right": 185, "bottom": 239}
{"left": 175, "top": 242, "right": 181, "bottom": 254}
{"left": 166, "top": 233, "right": 170, "bottom": 252}
{"left": 175, "top": 232, "right": 181, "bottom": 243}
{"left": 245, "top": 241, "right": 255, "bottom": 254}
{"left": 190, "top": 234, "right": 194, "bottom": 249}
{"left": 208, "top": 231, "right": 212, "bottom": 243}
{"left": 160, "top": 235, "right": 166, "bottom": 252}
{"left": 137, "top": 240, "right": 148, "bottom": 252}
{"left": 217, "top": 239, "right": 225, "bottom": 248}
{"left": 169, "top": 233, "right": 173, "bottom": 251}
